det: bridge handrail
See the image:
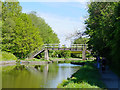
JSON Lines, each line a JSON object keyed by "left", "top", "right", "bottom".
{"left": 71, "top": 44, "right": 88, "bottom": 45}
{"left": 26, "top": 44, "right": 88, "bottom": 59}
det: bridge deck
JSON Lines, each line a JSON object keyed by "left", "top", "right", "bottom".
{"left": 47, "top": 48, "right": 82, "bottom": 51}
{"left": 27, "top": 44, "right": 90, "bottom": 59}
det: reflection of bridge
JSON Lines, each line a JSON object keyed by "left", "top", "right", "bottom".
{"left": 27, "top": 44, "right": 91, "bottom": 60}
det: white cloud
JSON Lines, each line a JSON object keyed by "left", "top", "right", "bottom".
{"left": 21, "top": 2, "right": 87, "bottom": 47}
{"left": 37, "top": 12, "right": 86, "bottom": 46}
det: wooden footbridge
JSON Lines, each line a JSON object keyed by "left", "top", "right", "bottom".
{"left": 27, "top": 44, "right": 91, "bottom": 60}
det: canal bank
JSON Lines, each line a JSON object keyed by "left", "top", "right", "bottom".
{"left": 0, "top": 60, "right": 52, "bottom": 66}
{"left": 57, "top": 61, "right": 106, "bottom": 88}
{"left": 0, "top": 58, "right": 93, "bottom": 66}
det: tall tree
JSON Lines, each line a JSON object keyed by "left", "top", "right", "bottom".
{"left": 74, "top": 37, "right": 89, "bottom": 44}
{"left": 13, "top": 13, "right": 43, "bottom": 58}
{"left": 2, "top": 1, "right": 43, "bottom": 58}
{"left": 85, "top": 2, "right": 120, "bottom": 70}
{"left": 2, "top": 1, "right": 22, "bottom": 52}
{"left": 29, "top": 12, "right": 60, "bottom": 44}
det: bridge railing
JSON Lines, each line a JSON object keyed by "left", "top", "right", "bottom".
{"left": 43, "top": 44, "right": 59, "bottom": 48}
{"left": 26, "top": 44, "right": 88, "bottom": 59}
{"left": 70, "top": 44, "right": 87, "bottom": 51}
{"left": 43, "top": 44, "right": 88, "bottom": 50}
{"left": 26, "top": 46, "right": 44, "bottom": 59}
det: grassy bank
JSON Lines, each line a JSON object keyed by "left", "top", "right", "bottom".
{"left": 57, "top": 61, "right": 105, "bottom": 88}
{"left": 56, "top": 59, "right": 93, "bottom": 63}
{"left": 24, "top": 58, "right": 50, "bottom": 62}
{"left": 1, "top": 51, "right": 17, "bottom": 61}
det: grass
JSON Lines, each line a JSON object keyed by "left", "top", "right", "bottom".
{"left": 56, "top": 59, "right": 94, "bottom": 63}
{"left": 24, "top": 58, "right": 50, "bottom": 62}
{"left": 57, "top": 61, "right": 106, "bottom": 88}
{"left": 1, "top": 51, "right": 17, "bottom": 61}
{"left": 50, "top": 57, "right": 82, "bottom": 60}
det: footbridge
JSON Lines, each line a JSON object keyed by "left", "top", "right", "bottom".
{"left": 27, "top": 44, "right": 91, "bottom": 60}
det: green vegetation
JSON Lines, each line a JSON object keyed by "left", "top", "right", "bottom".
{"left": 1, "top": 1, "right": 59, "bottom": 59}
{"left": 55, "top": 59, "right": 93, "bottom": 63}
{"left": 25, "top": 58, "right": 50, "bottom": 62}
{"left": 85, "top": 2, "right": 120, "bottom": 74}
{"left": 29, "top": 11, "right": 60, "bottom": 44}
{"left": 49, "top": 50, "right": 71, "bottom": 58}
{"left": 74, "top": 37, "right": 89, "bottom": 44}
{"left": 2, "top": 65, "right": 16, "bottom": 72}
{"left": 57, "top": 61, "right": 105, "bottom": 88}
{"left": 2, "top": 51, "right": 17, "bottom": 61}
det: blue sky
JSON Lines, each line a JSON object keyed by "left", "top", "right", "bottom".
{"left": 20, "top": 2, "right": 88, "bottom": 47}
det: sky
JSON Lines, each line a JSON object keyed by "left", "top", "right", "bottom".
{"left": 20, "top": 1, "right": 88, "bottom": 47}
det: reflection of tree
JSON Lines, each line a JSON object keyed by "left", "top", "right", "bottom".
{"left": 47, "top": 63, "right": 59, "bottom": 77}
{"left": 33, "top": 63, "right": 59, "bottom": 87}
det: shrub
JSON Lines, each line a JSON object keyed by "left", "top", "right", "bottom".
{"left": 1, "top": 51, "right": 17, "bottom": 61}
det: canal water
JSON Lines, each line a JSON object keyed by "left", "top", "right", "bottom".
{"left": 2, "top": 63, "right": 81, "bottom": 88}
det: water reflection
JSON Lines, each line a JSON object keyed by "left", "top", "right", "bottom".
{"left": 2, "top": 63, "right": 80, "bottom": 88}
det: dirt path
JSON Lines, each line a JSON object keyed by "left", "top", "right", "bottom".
{"left": 99, "top": 67, "right": 120, "bottom": 89}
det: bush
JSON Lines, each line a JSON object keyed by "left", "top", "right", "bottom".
{"left": 1, "top": 51, "right": 17, "bottom": 61}
{"left": 59, "top": 50, "right": 71, "bottom": 58}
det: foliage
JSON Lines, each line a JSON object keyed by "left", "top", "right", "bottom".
{"left": 1, "top": 51, "right": 17, "bottom": 61}
{"left": 25, "top": 58, "right": 50, "bottom": 62}
{"left": 1, "top": 1, "right": 59, "bottom": 59}
{"left": 28, "top": 11, "right": 60, "bottom": 44}
{"left": 59, "top": 50, "right": 71, "bottom": 58}
{"left": 48, "top": 50, "right": 71, "bottom": 58}
{"left": 2, "top": 65, "right": 16, "bottom": 72}
{"left": 74, "top": 37, "right": 89, "bottom": 44}
{"left": 85, "top": 2, "right": 120, "bottom": 71}
{"left": 57, "top": 61, "right": 105, "bottom": 88}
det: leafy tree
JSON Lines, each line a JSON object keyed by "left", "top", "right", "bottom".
{"left": 85, "top": 2, "right": 120, "bottom": 71}
{"left": 2, "top": 1, "right": 43, "bottom": 58}
{"left": 13, "top": 13, "right": 43, "bottom": 58}
{"left": 29, "top": 12, "right": 60, "bottom": 44}
{"left": 74, "top": 37, "right": 89, "bottom": 44}
{"left": 2, "top": 1, "right": 22, "bottom": 52}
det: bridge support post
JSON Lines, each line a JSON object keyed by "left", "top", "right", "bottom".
{"left": 82, "top": 50, "right": 86, "bottom": 60}
{"left": 44, "top": 49, "right": 49, "bottom": 60}
{"left": 82, "top": 44, "right": 86, "bottom": 60}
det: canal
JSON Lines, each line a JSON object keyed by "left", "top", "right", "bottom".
{"left": 2, "top": 63, "right": 81, "bottom": 88}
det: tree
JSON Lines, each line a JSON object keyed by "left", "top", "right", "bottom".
{"left": 2, "top": 1, "right": 22, "bottom": 52}
{"left": 85, "top": 2, "right": 120, "bottom": 71}
{"left": 74, "top": 37, "right": 89, "bottom": 44}
{"left": 29, "top": 12, "right": 60, "bottom": 44}
{"left": 2, "top": 1, "right": 43, "bottom": 58}
{"left": 13, "top": 13, "right": 43, "bottom": 58}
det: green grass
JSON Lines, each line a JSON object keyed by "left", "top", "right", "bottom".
{"left": 1, "top": 51, "right": 17, "bottom": 61}
{"left": 57, "top": 61, "right": 106, "bottom": 88}
{"left": 50, "top": 57, "right": 81, "bottom": 59}
{"left": 71, "top": 59, "right": 94, "bottom": 63}
{"left": 25, "top": 58, "right": 50, "bottom": 62}
{"left": 56, "top": 59, "right": 94, "bottom": 63}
